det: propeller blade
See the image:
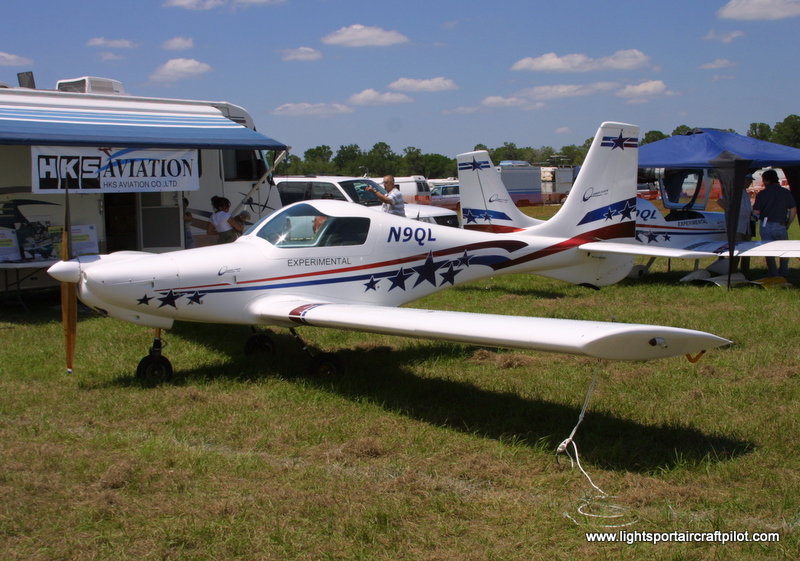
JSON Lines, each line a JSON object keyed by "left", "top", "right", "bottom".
{"left": 60, "top": 185, "right": 76, "bottom": 374}
{"left": 61, "top": 280, "right": 77, "bottom": 374}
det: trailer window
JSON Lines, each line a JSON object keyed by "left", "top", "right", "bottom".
{"left": 222, "top": 149, "right": 265, "bottom": 181}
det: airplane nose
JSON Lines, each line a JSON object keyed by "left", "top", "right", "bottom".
{"left": 48, "top": 260, "right": 81, "bottom": 283}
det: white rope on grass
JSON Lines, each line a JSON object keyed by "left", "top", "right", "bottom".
{"left": 557, "top": 362, "right": 639, "bottom": 528}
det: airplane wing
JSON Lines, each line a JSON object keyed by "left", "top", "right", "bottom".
{"left": 578, "top": 241, "right": 720, "bottom": 259}
{"left": 736, "top": 241, "right": 800, "bottom": 258}
{"left": 580, "top": 239, "right": 800, "bottom": 260}
{"left": 245, "top": 296, "right": 729, "bottom": 361}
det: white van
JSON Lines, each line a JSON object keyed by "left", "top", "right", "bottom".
{"left": 371, "top": 175, "right": 431, "bottom": 205}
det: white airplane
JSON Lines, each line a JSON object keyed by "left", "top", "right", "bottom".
{"left": 458, "top": 142, "right": 800, "bottom": 280}
{"left": 48, "top": 122, "right": 730, "bottom": 383}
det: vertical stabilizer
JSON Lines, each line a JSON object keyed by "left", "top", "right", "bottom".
{"left": 458, "top": 122, "right": 638, "bottom": 243}
{"left": 457, "top": 152, "right": 543, "bottom": 232}
{"left": 533, "top": 121, "right": 638, "bottom": 240}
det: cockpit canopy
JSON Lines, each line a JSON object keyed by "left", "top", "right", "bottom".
{"left": 248, "top": 203, "right": 371, "bottom": 248}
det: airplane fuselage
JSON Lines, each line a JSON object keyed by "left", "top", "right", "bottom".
{"left": 58, "top": 199, "right": 635, "bottom": 329}
{"left": 635, "top": 198, "right": 727, "bottom": 249}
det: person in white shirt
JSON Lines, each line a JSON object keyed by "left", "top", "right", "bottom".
{"left": 207, "top": 196, "right": 243, "bottom": 244}
{"left": 366, "top": 175, "right": 405, "bottom": 217}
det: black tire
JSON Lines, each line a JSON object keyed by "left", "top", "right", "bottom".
{"left": 136, "top": 355, "right": 173, "bottom": 386}
{"left": 310, "top": 353, "right": 343, "bottom": 377}
{"left": 244, "top": 332, "right": 276, "bottom": 355}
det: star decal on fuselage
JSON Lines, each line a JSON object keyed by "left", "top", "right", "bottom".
{"left": 137, "top": 294, "right": 153, "bottom": 306}
{"left": 388, "top": 267, "right": 414, "bottom": 291}
{"left": 412, "top": 251, "right": 446, "bottom": 288}
{"left": 157, "top": 290, "right": 183, "bottom": 308}
{"left": 364, "top": 276, "right": 380, "bottom": 291}
{"left": 186, "top": 291, "right": 206, "bottom": 305}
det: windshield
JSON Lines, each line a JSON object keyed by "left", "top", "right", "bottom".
{"left": 340, "top": 179, "right": 384, "bottom": 206}
{"left": 252, "top": 203, "right": 370, "bottom": 248}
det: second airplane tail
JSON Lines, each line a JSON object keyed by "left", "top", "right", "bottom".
{"left": 457, "top": 121, "right": 639, "bottom": 243}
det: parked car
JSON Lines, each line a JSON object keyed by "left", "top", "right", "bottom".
{"left": 430, "top": 184, "right": 460, "bottom": 212}
{"left": 274, "top": 176, "right": 459, "bottom": 227}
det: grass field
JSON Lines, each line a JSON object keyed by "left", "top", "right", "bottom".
{"left": 1, "top": 205, "right": 799, "bottom": 560}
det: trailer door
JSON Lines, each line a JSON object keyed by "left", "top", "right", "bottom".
{"left": 139, "top": 192, "right": 183, "bottom": 252}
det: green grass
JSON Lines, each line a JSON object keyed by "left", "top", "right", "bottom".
{"left": 2, "top": 208, "right": 800, "bottom": 560}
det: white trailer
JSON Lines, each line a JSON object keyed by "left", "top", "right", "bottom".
{"left": 0, "top": 78, "right": 288, "bottom": 293}
{"left": 540, "top": 166, "right": 574, "bottom": 204}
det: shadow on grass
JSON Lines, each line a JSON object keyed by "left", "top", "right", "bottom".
{"left": 314, "top": 346, "right": 754, "bottom": 474}
{"left": 105, "top": 321, "right": 754, "bottom": 474}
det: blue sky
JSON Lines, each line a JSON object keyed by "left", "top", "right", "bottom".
{"left": 2, "top": 0, "right": 800, "bottom": 159}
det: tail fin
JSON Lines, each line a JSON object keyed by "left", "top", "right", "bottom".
{"left": 458, "top": 121, "right": 639, "bottom": 242}
{"left": 457, "top": 152, "right": 542, "bottom": 232}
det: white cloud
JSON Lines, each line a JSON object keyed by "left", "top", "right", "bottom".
{"left": 704, "top": 29, "right": 746, "bottom": 42}
{"left": 348, "top": 89, "right": 413, "bottom": 105}
{"left": 99, "top": 52, "right": 125, "bottom": 62}
{"left": 444, "top": 106, "right": 481, "bottom": 115}
{"left": 87, "top": 37, "right": 137, "bottom": 49}
{"left": 388, "top": 77, "right": 458, "bottom": 92}
{"left": 234, "top": 0, "right": 285, "bottom": 4}
{"left": 280, "top": 47, "right": 322, "bottom": 61}
{"left": 163, "top": 0, "right": 225, "bottom": 9}
{"left": 480, "top": 96, "right": 528, "bottom": 108}
{"left": 271, "top": 102, "right": 354, "bottom": 117}
{"left": 718, "top": 0, "right": 800, "bottom": 20}
{"left": 0, "top": 51, "right": 33, "bottom": 66}
{"left": 699, "top": 58, "right": 738, "bottom": 69}
{"left": 616, "top": 80, "right": 678, "bottom": 103}
{"left": 163, "top": 36, "right": 194, "bottom": 50}
{"left": 555, "top": 127, "right": 571, "bottom": 135}
{"left": 518, "top": 82, "right": 620, "bottom": 100}
{"left": 322, "top": 24, "right": 409, "bottom": 47}
{"left": 511, "top": 49, "right": 650, "bottom": 72}
{"left": 149, "top": 58, "right": 212, "bottom": 82}
{"left": 479, "top": 96, "right": 545, "bottom": 111}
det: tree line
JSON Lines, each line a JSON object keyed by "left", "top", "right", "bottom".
{"left": 274, "top": 114, "right": 800, "bottom": 180}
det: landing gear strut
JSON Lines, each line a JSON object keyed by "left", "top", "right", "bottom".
{"left": 290, "top": 327, "right": 343, "bottom": 377}
{"left": 136, "top": 328, "right": 173, "bottom": 386}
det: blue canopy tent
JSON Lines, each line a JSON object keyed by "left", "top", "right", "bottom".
{"left": 639, "top": 128, "right": 800, "bottom": 281}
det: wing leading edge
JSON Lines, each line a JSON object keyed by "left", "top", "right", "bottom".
{"left": 579, "top": 240, "right": 800, "bottom": 260}
{"left": 246, "top": 296, "right": 730, "bottom": 361}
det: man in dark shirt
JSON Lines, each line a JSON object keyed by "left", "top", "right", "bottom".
{"left": 753, "top": 169, "right": 796, "bottom": 277}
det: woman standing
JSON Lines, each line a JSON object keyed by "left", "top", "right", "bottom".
{"left": 207, "top": 196, "right": 243, "bottom": 244}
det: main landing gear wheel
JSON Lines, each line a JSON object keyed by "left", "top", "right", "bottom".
{"left": 245, "top": 331, "right": 276, "bottom": 355}
{"left": 310, "top": 352, "right": 343, "bottom": 377}
{"left": 136, "top": 328, "right": 173, "bottom": 386}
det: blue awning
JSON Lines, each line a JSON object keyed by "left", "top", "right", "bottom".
{"left": 0, "top": 90, "right": 287, "bottom": 150}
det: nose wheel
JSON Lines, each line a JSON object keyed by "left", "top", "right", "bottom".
{"left": 136, "top": 329, "right": 173, "bottom": 386}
